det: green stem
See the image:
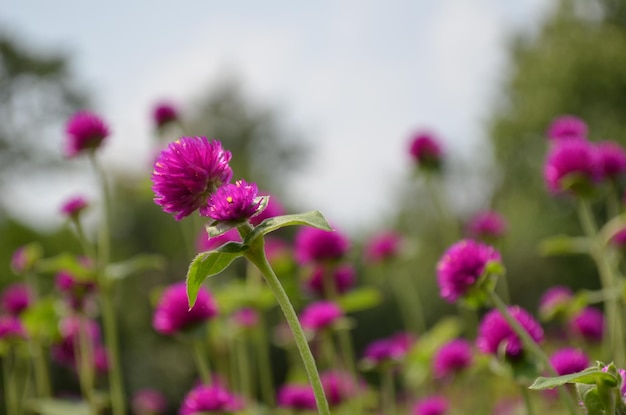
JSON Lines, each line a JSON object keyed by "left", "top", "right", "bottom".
{"left": 381, "top": 366, "right": 396, "bottom": 415}
{"left": 23, "top": 271, "right": 51, "bottom": 399}
{"left": 3, "top": 348, "right": 20, "bottom": 415}
{"left": 424, "top": 174, "right": 459, "bottom": 244}
{"left": 236, "top": 337, "right": 251, "bottom": 399}
{"left": 243, "top": 241, "right": 330, "bottom": 415}
{"left": 193, "top": 338, "right": 212, "bottom": 385}
{"left": 521, "top": 385, "right": 535, "bottom": 415}
{"left": 78, "top": 316, "right": 98, "bottom": 415}
{"left": 254, "top": 319, "right": 275, "bottom": 406}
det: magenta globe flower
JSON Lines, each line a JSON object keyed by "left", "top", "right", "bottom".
{"left": 179, "top": 384, "right": 243, "bottom": 414}
{"left": 547, "top": 115, "right": 588, "bottom": 140}
{"left": 232, "top": 307, "right": 259, "bottom": 328}
{"left": 132, "top": 389, "right": 168, "bottom": 415}
{"left": 321, "top": 370, "right": 358, "bottom": 407}
{"left": 203, "top": 179, "right": 262, "bottom": 221}
{"left": 569, "top": 307, "right": 604, "bottom": 343}
{"left": 300, "top": 301, "right": 343, "bottom": 332}
{"left": 477, "top": 306, "right": 544, "bottom": 359}
{"left": 409, "top": 131, "right": 443, "bottom": 171}
{"left": 543, "top": 139, "right": 599, "bottom": 194}
{"left": 65, "top": 111, "right": 109, "bottom": 158}
{"left": 538, "top": 286, "right": 573, "bottom": 320}
{"left": 466, "top": 211, "right": 507, "bottom": 241}
{"left": 60, "top": 196, "right": 89, "bottom": 219}
{"left": 433, "top": 338, "right": 473, "bottom": 379}
{"left": 152, "top": 101, "right": 179, "bottom": 129}
{"left": 436, "top": 239, "right": 501, "bottom": 303}
{"left": 295, "top": 226, "right": 350, "bottom": 265}
{"left": 364, "top": 231, "right": 403, "bottom": 263}
{"left": 413, "top": 396, "right": 449, "bottom": 415}
{"left": 305, "top": 264, "right": 356, "bottom": 297}
{"left": 0, "top": 316, "right": 27, "bottom": 340}
{"left": 153, "top": 282, "right": 218, "bottom": 335}
{"left": 152, "top": 137, "right": 232, "bottom": 220}
{"left": 277, "top": 384, "right": 317, "bottom": 410}
{"left": 596, "top": 140, "right": 626, "bottom": 180}
{"left": 363, "top": 332, "right": 415, "bottom": 365}
{"left": 0, "top": 283, "right": 32, "bottom": 315}
{"left": 550, "top": 347, "right": 589, "bottom": 375}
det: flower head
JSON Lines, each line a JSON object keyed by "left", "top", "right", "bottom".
{"left": 153, "top": 282, "right": 217, "bottom": 335}
{"left": 466, "top": 211, "right": 507, "bottom": 241}
{"left": 433, "top": 338, "right": 473, "bottom": 379}
{"left": 550, "top": 348, "right": 589, "bottom": 375}
{"left": 409, "top": 131, "right": 443, "bottom": 171}
{"left": 132, "top": 389, "right": 168, "bottom": 415}
{"left": 65, "top": 111, "right": 109, "bottom": 157}
{"left": 295, "top": 226, "right": 350, "bottom": 265}
{"left": 363, "top": 332, "right": 415, "bottom": 365}
{"left": 413, "top": 396, "right": 449, "bottom": 415}
{"left": 250, "top": 193, "right": 285, "bottom": 226}
{"left": 544, "top": 139, "right": 599, "bottom": 195}
{"left": 300, "top": 301, "right": 343, "bottom": 332}
{"left": 321, "top": 370, "right": 359, "bottom": 407}
{"left": 569, "top": 307, "right": 604, "bottom": 343}
{"left": 538, "top": 286, "right": 573, "bottom": 320}
{"left": 277, "top": 384, "right": 317, "bottom": 410}
{"left": 596, "top": 140, "right": 626, "bottom": 180}
{"left": 547, "top": 115, "right": 588, "bottom": 140}
{"left": 152, "top": 101, "right": 179, "bottom": 129}
{"left": 436, "top": 239, "right": 501, "bottom": 303}
{"left": 203, "top": 179, "right": 262, "bottom": 221}
{"left": 152, "top": 137, "right": 232, "bottom": 220}
{"left": 232, "top": 308, "right": 259, "bottom": 328}
{"left": 477, "top": 306, "right": 544, "bottom": 359}
{"left": 55, "top": 271, "right": 97, "bottom": 311}
{"left": 60, "top": 196, "right": 89, "bottom": 219}
{"left": 179, "top": 384, "right": 243, "bottom": 415}
{"left": 305, "top": 264, "right": 356, "bottom": 297}
{"left": 0, "top": 316, "right": 27, "bottom": 340}
{"left": 364, "top": 231, "right": 403, "bottom": 263}
{"left": 1, "top": 283, "right": 32, "bottom": 315}
{"left": 11, "top": 246, "right": 28, "bottom": 274}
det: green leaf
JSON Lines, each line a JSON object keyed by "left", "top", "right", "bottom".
{"left": 529, "top": 368, "right": 618, "bottom": 390}
{"left": 186, "top": 242, "right": 248, "bottom": 308}
{"left": 578, "top": 386, "right": 606, "bottom": 415}
{"left": 105, "top": 254, "right": 165, "bottom": 281}
{"left": 21, "top": 298, "right": 60, "bottom": 341}
{"left": 36, "top": 253, "right": 94, "bottom": 281}
{"left": 337, "top": 287, "right": 382, "bottom": 313}
{"left": 539, "top": 235, "right": 591, "bottom": 256}
{"left": 214, "top": 281, "right": 276, "bottom": 314}
{"left": 206, "top": 220, "right": 240, "bottom": 238}
{"left": 244, "top": 210, "right": 331, "bottom": 245}
{"left": 27, "top": 398, "right": 92, "bottom": 415}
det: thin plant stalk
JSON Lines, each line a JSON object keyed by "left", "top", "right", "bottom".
{"left": 236, "top": 337, "right": 251, "bottom": 400}
{"left": 381, "top": 366, "right": 396, "bottom": 415}
{"left": 3, "top": 349, "right": 20, "bottom": 415}
{"left": 192, "top": 338, "right": 212, "bottom": 385}
{"left": 424, "top": 173, "right": 459, "bottom": 244}
{"left": 254, "top": 322, "right": 275, "bottom": 406}
{"left": 77, "top": 316, "right": 99, "bottom": 415}
{"left": 521, "top": 385, "right": 535, "bottom": 415}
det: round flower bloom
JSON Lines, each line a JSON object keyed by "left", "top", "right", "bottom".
{"left": 409, "top": 131, "right": 443, "bottom": 170}
{"left": 295, "top": 226, "right": 350, "bottom": 265}
{"left": 277, "top": 384, "right": 317, "bottom": 410}
{"left": 203, "top": 179, "right": 262, "bottom": 221}
{"left": 413, "top": 395, "right": 449, "bottom": 415}
{"left": 550, "top": 347, "right": 589, "bottom": 375}
{"left": 364, "top": 231, "right": 403, "bottom": 263}
{"left": 132, "top": 389, "right": 168, "bottom": 415}
{"left": 433, "top": 338, "right": 473, "bottom": 379}
{"left": 305, "top": 264, "right": 356, "bottom": 297}
{"left": 538, "top": 286, "right": 573, "bottom": 320}
{"left": 152, "top": 137, "right": 233, "bottom": 220}
{"left": 249, "top": 193, "right": 286, "bottom": 226}
{"left": 547, "top": 115, "right": 588, "bottom": 140}
{"left": 60, "top": 196, "right": 89, "bottom": 219}
{"left": 0, "top": 283, "right": 32, "bottom": 315}
{"left": 152, "top": 101, "right": 179, "bottom": 129}
{"left": 232, "top": 308, "right": 259, "bottom": 328}
{"left": 466, "top": 211, "right": 507, "bottom": 240}
{"left": 0, "top": 316, "right": 27, "bottom": 340}
{"left": 153, "top": 282, "right": 218, "bottom": 335}
{"left": 65, "top": 111, "right": 109, "bottom": 158}
{"left": 363, "top": 332, "right": 415, "bottom": 365}
{"left": 543, "top": 139, "right": 599, "bottom": 194}
{"left": 596, "top": 140, "right": 626, "bottom": 180}
{"left": 321, "top": 371, "right": 358, "bottom": 407}
{"left": 477, "top": 306, "right": 544, "bottom": 359}
{"left": 300, "top": 301, "right": 343, "bottom": 332}
{"left": 569, "top": 307, "right": 604, "bottom": 343}
{"left": 179, "top": 384, "right": 243, "bottom": 414}
{"left": 436, "top": 239, "right": 501, "bottom": 303}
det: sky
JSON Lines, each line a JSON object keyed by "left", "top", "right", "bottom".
{"left": 1, "top": 0, "right": 552, "bottom": 233}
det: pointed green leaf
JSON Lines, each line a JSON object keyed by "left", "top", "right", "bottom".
{"left": 21, "top": 298, "right": 60, "bottom": 341}
{"left": 206, "top": 220, "right": 240, "bottom": 238}
{"left": 244, "top": 210, "right": 332, "bottom": 245}
{"left": 186, "top": 242, "right": 248, "bottom": 308}
{"left": 529, "top": 368, "right": 618, "bottom": 390}
{"left": 105, "top": 254, "right": 165, "bottom": 281}
{"left": 337, "top": 287, "right": 382, "bottom": 313}
{"left": 539, "top": 235, "right": 591, "bottom": 256}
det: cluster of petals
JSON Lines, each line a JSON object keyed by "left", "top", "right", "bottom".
{"left": 300, "top": 301, "right": 343, "bottom": 331}
{"left": 412, "top": 395, "right": 449, "bottom": 415}
{"left": 152, "top": 137, "right": 233, "bottom": 220}
{"left": 547, "top": 115, "right": 588, "bottom": 140}
{"left": 364, "top": 231, "right": 403, "bottom": 263}
{"left": 477, "top": 306, "right": 544, "bottom": 359}
{"left": 204, "top": 179, "right": 262, "bottom": 221}
{"left": 132, "top": 388, "right": 168, "bottom": 415}
{"left": 152, "top": 101, "right": 179, "bottom": 129}
{"left": 152, "top": 282, "right": 217, "bottom": 335}
{"left": 569, "top": 306, "right": 604, "bottom": 342}
{"left": 409, "top": 131, "right": 443, "bottom": 170}
{"left": 543, "top": 139, "right": 599, "bottom": 194}
{"left": 363, "top": 332, "right": 415, "bottom": 365}
{"left": 179, "top": 384, "right": 243, "bottom": 414}
{"left": 60, "top": 196, "right": 89, "bottom": 219}
{"left": 65, "top": 111, "right": 110, "bottom": 158}
{"left": 436, "top": 239, "right": 501, "bottom": 303}
{"left": 432, "top": 338, "right": 473, "bottom": 378}
{"left": 538, "top": 286, "right": 573, "bottom": 319}
{"left": 295, "top": 226, "right": 350, "bottom": 265}
{"left": 305, "top": 264, "right": 356, "bottom": 297}
{"left": 550, "top": 347, "right": 589, "bottom": 375}
{"left": 0, "top": 283, "right": 32, "bottom": 315}
{"left": 277, "top": 384, "right": 316, "bottom": 410}
{"left": 466, "top": 211, "right": 507, "bottom": 240}
{"left": 0, "top": 315, "right": 27, "bottom": 340}
{"left": 596, "top": 140, "right": 626, "bottom": 179}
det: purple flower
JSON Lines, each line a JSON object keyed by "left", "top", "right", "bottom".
{"left": 433, "top": 338, "right": 473, "bottom": 379}
{"left": 466, "top": 211, "right": 507, "bottom": 240}
{"left": 412, "top": 396, "right": 449, "bottom": 415}
{"left": 203, "top": 179, "right": 262, "bottom": 221}
{"left": 65, "top": 111, "right": 109, "bottom": 158}
{"left": 363, "top": 332, "right": 415, "bottom": 365}
{"left": 305, "top": 264, "right": 356, "bottom": 297}
{"left": 409, "top": 131, "right": 443, "bottom": 170}
{"left": 300, "top": 301, "right": 343, "bottom": 332}
{"left": 547, "top": 115, "right": 588, "bottom": 141}
{"left": 179, "top": 384, "right": 243, "bottom": 415}
{"left": 250, "top": 193, "right": 286, "bottom": 226}
{"left": 569, "top": 307, "right": 604, "bottom": 343}
{"left": 612, "top": 228, "right": 626, "bottom": 247}
{"left": 196, "top": 228, "right": 241, "bottom": 252}
{"left": 153, "top": 282, "right": 218, "bottom": 335}
{"left": 0, "top": 316, "right": 27, "bottom": 340}
{"left": 477, "top": 306, "right": 544, "bottom": 359}
{"left": 538, "top": 286, "right": 573, "bottom": 320}
{"left": 61, "top": 196, "right": 89, "bottom": 219}
{"left": 596, "top": 140, "right": 626, "bottom": 180}
{"left": 264, "top": 236, "right": 291, "bottom": 263}
{"left": 550, "top": 348, "right": 589, "bottom": 375}
{"left": 51, "top": 317, "right": 102, "bottom": 369}
{"left": 277, "top": 384, "right": 317, "bottom": 410}
{"left": 364, "top": 231, "right": 403, "bottom": 263}
{"left": 232, "top": 308, "right": 259, "bottom": 328}
{"left": 543, "top": 139, "right": 599, "bottom": 194}
{"left": 55, "top": 271, "right": 97, "bottom": 311}
{"left": 94, "top": 346, "right": 109, "bottom": 374}
{"left": 152, "top": 137, "right": 232, "bottom": 220}
{"left": 295, "top": 226, "right": 350, "bottom": 265}
{"left": 11, "top": 246, "right": 28, "bottom": 274}
{"left": 436, "top": 239, "right": 501, "bottom": 303}
{"left": 321, "top": 370, "right": 358, "bottom": 407}
{"left": 132, "top": 389, "right": 168, "bottom": 415}
{"left": 0, "top": 283, "right": 32, "bottom": 315}
{"left": 153, "top": 101, "right": 179, "bottom": 129}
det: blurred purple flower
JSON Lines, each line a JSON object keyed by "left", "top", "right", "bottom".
{"left": 94, "top": 346, "right": 109, "bottom": 374}
{"left": 153, "top": 101, "right": 179, "bottom": 129}
{"left": 0, "top": 315, "right": 27, "bottom": 340}
{"left": 547, "top": 115, "right": 588, "bottom": 140}
{"left": 249, "top": 193, "right": 286, "bottom": 226}
{"left": 364, "top": 231, "right": 403, "bottom": 263}
{"left": 305, "top": 264, "right": 356, "bottom": 297}
{"left": 232, "top": 308, "right": 259, "bottom": 328}
{"left": 477, "top": 306, "right": 544, "bottom": 359}
{"left": 11, "top": 246, "right": 28, "bottom": 274}
{"left": 412, "top": 395, "right": 449, "bottom": 415}
{"left": 543, "top": 139, "right": 599, "bottom": 194}
{"left": 295, "top": 226, "right": 350, "bottom": 265}
{"left": 300, "top": 301, "right": 343, "bottom": 332}
{"left": 65, "top": 111, "right": 109, "bottom": 158}
{"left": 436, "top": 239, "right": 501, "bottom": 303}
{"left": 467, "top": 211, "right": 507, "bottom": 240}
{"left": 60, "top": 196, "right": 89, "bottom": 219}
{"left": 153, "top": 282, "right": 217, "bottom": 335}
{"left": 277, "top": 384, "right": 317, "bottom": 410}
{"left": 179, "top": 384, "right": 243, "bottom": 414}
{"left": 55, "top": 271, "right": 97, "bottom": 311}
{"left": 550, "top": 347, "right": 589, "bottom": 375}
{"left": 363, "top": 332, "right": 415, "bottom": 365}
{"left": 196, "top": 228, "right": 241, "bottom": 252}
{"left": 132, "top": 389, "right": 168, "bottom": 415}
{"left": 612, "top": 228, "right": 626, "bottom": 247}
{"left": 0, "top": 283, "right": 32, "bottom": 315}
{"left": 409, "top": 131, "right": 443, "bottom": 171}
{"left": 433, "top": 338, "right": 473, "bottom": 379}
{"left": 321, "top": 370, "right": 358, "bottom": 407}
{"left": 203, "top": 179, "right": 262, "bottom": 221}
{"left": 569, "top": 307, "right": 604, "bottom": 343}
{"left": 597, "top": 140, "right": 626, "bottom": 180}
{"left": 152, "top": 137, "right": 232, "bottom": 220}
{"left": 538, "top": 286, "right": 573, "bottom": 320}
{"left": 51, "top": 317, "right": 102, "bottom": 369}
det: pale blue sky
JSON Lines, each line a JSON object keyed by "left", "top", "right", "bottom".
{"left": 1, "top": 0, "right": 552, "bottom": 232}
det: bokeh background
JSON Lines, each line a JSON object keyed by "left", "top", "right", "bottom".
{"left": 2, "top": 0, "right": 626, "bottom": 411}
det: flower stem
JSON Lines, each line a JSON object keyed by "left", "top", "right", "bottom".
{"left": 244, "top": 242, "right": 331, "bottom": 415}
{"left": 193, "top": 338, "right": 212, "bottom": 385}
{"left": 424, "top": 174, "right": 459, "bottom": 244}
{"left": 381, "top": 366, "right": 396, "bottom": 415}
{"left": 521, "top": 385, "right": 535, "bottom": 415}
{"left": 254, "top": 323, "right": 275, "bottom": 406}
{"left": 77, "top": 316, "right": 99, "bottom": 415}
{"left": 3, "top": 348, "right": 20, "bottom": 415}
{"left": 236, "top": 337, "right": 251, "bottom": 399}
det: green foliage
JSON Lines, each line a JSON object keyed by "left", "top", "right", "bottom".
{"left": 337, "top": 287, "right": 383, "bottom": 313}
{"left": 530, "top": 368, "right": 618, "bottom": 390}
{"left": 244, "top": 210, "right": 332, "bottom": 246}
